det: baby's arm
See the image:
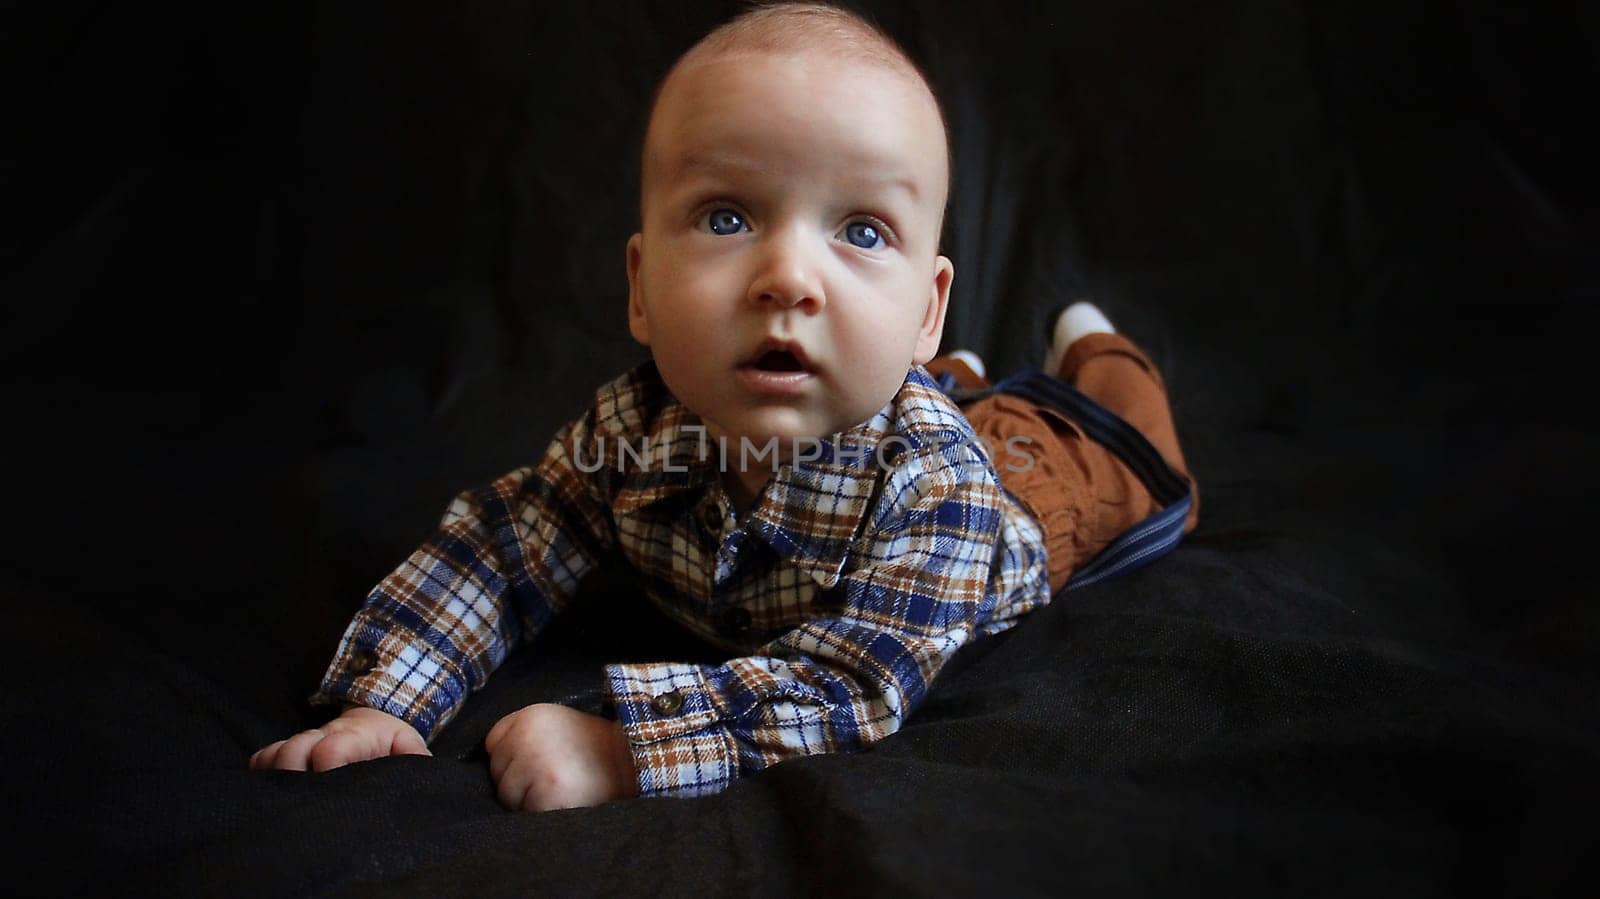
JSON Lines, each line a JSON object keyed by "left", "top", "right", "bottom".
{"left": 251, "top": 406, "right": 617, "bottom": 773}
{"left": 474, "top": 442, "right": 1008, "bottom": 808}
{"left": 605, "top": 439, "right": 1013, "bottom": 798}
{"left": 249, "top": 705, "right": 428, "bottom": 772}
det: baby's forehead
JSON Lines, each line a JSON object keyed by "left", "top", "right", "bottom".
{"left": 660, "top": 44, "right": 932, "bottom": 113}
{"left": 644, "top": 49, "right": 947, "bottom": 180}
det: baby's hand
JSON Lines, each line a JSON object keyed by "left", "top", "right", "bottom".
{"left": 248, "top": 705, "right": 430, "bottom": 772}
{"left": 484, "top": 703, "right": 640, "bottom": 812}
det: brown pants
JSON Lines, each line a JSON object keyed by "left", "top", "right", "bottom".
{"left": 926, "top": 333, "right": 1200, "bottom": 594}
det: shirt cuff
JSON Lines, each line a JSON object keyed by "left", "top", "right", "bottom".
{"left": 604, "top": 662, "right": 739, "bottom": 798}
{"left": 308, "top": 619, "right": 468, "bottom": 743}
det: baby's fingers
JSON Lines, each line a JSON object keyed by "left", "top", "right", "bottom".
{"left": 484, "top": 714, "right": 512, "bottom": 755}
{"left": 494, "top": 760, "right": 532, "bottom": 811}
{"left": 271, "top": 729, "right": 328, "bottom": 771}
{"left": 390, "top": 728, "right": 430, "bottom": 758}
{"left": 248, "top": 740, "right": 286, "bottom": 770}
{"left": 307, "top": 729, "right": 383, "bottom": 772}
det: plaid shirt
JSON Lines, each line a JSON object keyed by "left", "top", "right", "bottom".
{"left": 312, "top": 361, "right": 1050, "bottom": 798}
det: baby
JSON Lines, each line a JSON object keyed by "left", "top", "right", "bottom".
{"left": 250, "top": 2, "right": 1198, "bottom": 811}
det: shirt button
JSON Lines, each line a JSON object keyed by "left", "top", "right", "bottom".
{"left": 718, "top": 605, "right": 752, "bottom": 638}
{"left": 700, "top": 503, "right": 723, "bottom": 534}
{"left": 650, "top": 690, "right": 684, "bottom": 716}
{"left": 348, "top": 649, "right": 377, "bottom": 672}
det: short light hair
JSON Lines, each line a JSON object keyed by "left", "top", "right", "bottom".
{"left": 676, "top": 1, "right": 925, "bottom": 80}
{"left": 639, "top": 1, "right": 952, "bottom": 232}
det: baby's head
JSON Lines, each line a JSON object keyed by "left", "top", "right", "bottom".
{"left": 625, "top": 2, "right": 954, "bottom": 487}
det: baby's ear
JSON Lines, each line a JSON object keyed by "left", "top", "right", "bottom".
{"left": 912, "top": 255, "right": 954, "bottom": 364}
{"left": 625, "top": 233, "right": 651, "bottom": 347}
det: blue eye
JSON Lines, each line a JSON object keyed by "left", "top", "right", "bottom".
{"left": 843, "top": 221, "right": 882, "bottom": 249}
{"left": 706, "top": 209, "right": 746, "bottom": 235}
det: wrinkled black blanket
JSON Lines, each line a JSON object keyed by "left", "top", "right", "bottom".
{"left": 4, "top": 2, "right": 1596, "bottom": 895}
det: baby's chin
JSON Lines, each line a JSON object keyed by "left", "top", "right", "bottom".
{"left": 701, "top": 409, "right": 873, "bottom": 459}
{"left": 708, "top": 423, "right": 838, "bottom": 458}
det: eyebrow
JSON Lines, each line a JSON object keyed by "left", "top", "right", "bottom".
{"left": 670, "top": 151, "right": 922, "bottom": 201}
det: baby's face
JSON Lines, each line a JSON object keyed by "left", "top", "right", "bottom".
{"left": 627, "top": 49, "right": 952, "bottom": 467}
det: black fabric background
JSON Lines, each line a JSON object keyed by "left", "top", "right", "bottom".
{"left": 3, "top": 1, "right": 1597, "bottom": 895}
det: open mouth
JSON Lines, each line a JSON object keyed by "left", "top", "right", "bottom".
{"left": 737, "top": 339, "right": 816, "bottom": 396}
{"left": 740, "top": 338, "right": 814, "bottom": 373}
{"left": 751, "top": 349, "right": 805, "bottom": 372}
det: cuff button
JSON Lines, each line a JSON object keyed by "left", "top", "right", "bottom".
{"left": 349, "top": 649, "right": 377, "bottom": 672}
{"left": 650, "top": 690, "right": 685, "bottom": 716}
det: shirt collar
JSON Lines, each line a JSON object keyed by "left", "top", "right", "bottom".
{"left": 608, "top": 399, "right": 718, "bottom": 515}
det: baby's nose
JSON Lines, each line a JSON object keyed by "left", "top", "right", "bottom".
{"left": 747, "top": 236, "right": 825, "bottom": 310}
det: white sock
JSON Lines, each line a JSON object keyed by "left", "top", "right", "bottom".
{"left": 945, "top": 349, "right": 986, "bottom": 380}
{"left": 1044, "top": 301, "right": 1115, "bottom": 376}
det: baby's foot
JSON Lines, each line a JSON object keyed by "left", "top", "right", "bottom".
{"left": 1044, "top": 301, "right": 1115, "bottom": 378}
{"left": 928, "top": 348, "right": 988, "bottom": 392}
{"left": 945, "top": 349, "right": 986, "bottom": 380}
